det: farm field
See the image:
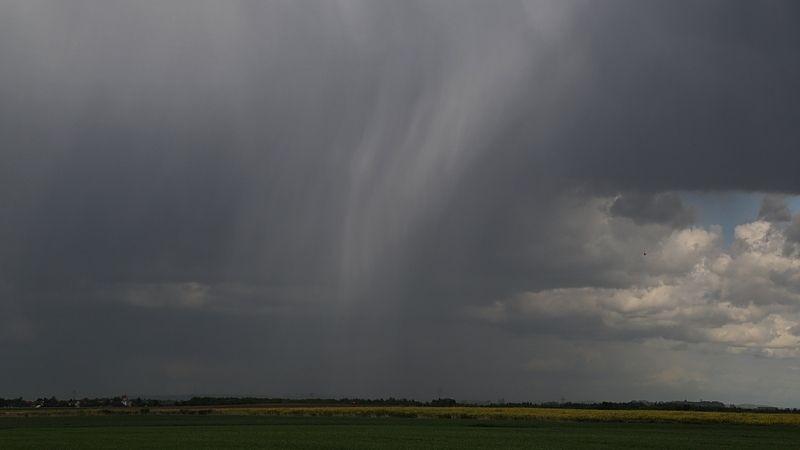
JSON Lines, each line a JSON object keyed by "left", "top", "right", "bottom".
{"left": 3, "top": 409, "right": 800, "bottom": 449}
{"left": 4, "top": 405, "right": 800, "bottom": 426}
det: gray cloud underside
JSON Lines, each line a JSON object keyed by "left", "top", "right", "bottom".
{"left": 2, "top": 1, "right": 800, "bottom": 404}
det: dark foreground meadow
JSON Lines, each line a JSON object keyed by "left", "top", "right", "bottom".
{"left": 2, "top": 415, "right": 800, "bottom": 449}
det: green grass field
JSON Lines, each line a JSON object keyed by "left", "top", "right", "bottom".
{"left": 3, "top": 414, "right": 800, "bottom": 449}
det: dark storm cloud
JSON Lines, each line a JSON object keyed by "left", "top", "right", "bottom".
{"left": 546, "top": 1, "right": 800, "bottom": 193}
{"left": 758, "top": 194, "right": 792, "bottom": 222}
{"left": 610, "top": 192, "right": 695, "bottom": 228}
{"left": 2, "top": 1, "right": 800, "bottom": 403}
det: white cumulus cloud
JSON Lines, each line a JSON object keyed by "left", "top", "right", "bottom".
{"left": 471, "top": 198, "right": 800, "bottom": 358}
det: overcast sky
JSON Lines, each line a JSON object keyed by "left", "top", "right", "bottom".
{"left": 3, "top": 0, "right": 800, "bottom": 405}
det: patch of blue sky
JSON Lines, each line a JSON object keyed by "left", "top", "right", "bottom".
{"left": 681, "top": 192, "right": 800, "bottom": 245}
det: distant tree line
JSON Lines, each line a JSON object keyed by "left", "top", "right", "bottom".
{"left": 177, "top": 397, "right": 461, "bottom": 407}
{"left": 489, "top": 400, "right": 790, "bottom": 413}
{"left": 1, "top": 396, "right": 796, "bottom": 413}
{"left": 0, "top": 396, "right": 457, "bottom": 408}
{"left": 0, "top": 397, "right": 162, "bottom": 408}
